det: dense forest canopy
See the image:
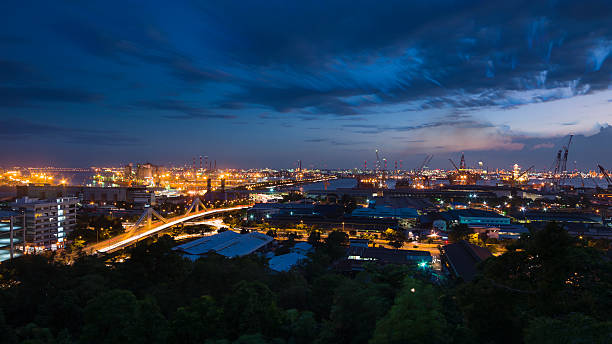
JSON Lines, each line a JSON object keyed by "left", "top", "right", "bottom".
{"left": 0, "top": 223, "right": 610, "bottom": 344}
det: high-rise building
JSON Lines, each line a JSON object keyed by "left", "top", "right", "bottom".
{"left": 12, "top": 197, "right": 78, "bottom": 252}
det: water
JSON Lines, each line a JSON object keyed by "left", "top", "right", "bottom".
{"left": 287, "top": 176, "right": 604, "bottom": 192}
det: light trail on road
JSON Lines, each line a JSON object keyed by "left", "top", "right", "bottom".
{"left": 96, "top": 205, "right": 249, "bottom": 253}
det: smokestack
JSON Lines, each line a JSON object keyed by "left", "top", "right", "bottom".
{"left": 199, "top": 156, "right": 202, "bottom": 170}
{"left": 214, "top": 160, "right": 216, "bottom": 170}
{"left": 364, "top": 160, "right": 367, "bottom": 170}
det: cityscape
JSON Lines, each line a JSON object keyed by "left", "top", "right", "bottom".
{"left": 1, "top": 1, "right": 612, "bottom": 343}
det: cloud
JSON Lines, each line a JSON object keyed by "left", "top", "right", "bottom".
{"left": 0, "top": 87, "right": 102, "bottom": 107}
{"left": 133, "top": 99, "right": 236, "bottom": 119}
{"left": 0, "top": 60, "right": 40, "bottom": 84}
{"left": 0, "top": 118, "right": 140, "bottom": 146}
{"left": 182, "top": 0, "right": 612, "bottom": 118}
{"left": 55, "top": 18, "right": 227, "bottom": 84}
{"left": 532, "top": 142, "right": 555, "bottom": 149}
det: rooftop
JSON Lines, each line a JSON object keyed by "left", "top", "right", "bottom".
{"left": 269, "top": 252, "right": 307, "bottom": 272}
{"left": 174, "top": 230, "right": 273, "bottom": 259}
{"left": 442, "top": 241, "right": 492, "bottom": 282}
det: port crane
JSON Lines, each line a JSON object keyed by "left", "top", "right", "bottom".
{"left": 597, "top": 164, "right": 612, "bottom": 188}
{"left": 419, "top": 154, "right": 434, "bottom": 172}
{"left": 412, "top": 154, "right": 433, "bottom": 187}
{"left": 552, "top": 134, "right": 573, "bottom": 186}
{"left": 449, "top": 158, "right": 460, "bottom": 172}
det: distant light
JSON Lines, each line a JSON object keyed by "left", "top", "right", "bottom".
{"left": 410, "top": 288, "right": 416, "bottom": 293}
{"left": 418, "top": 261, "right": 428, "bottom": 268}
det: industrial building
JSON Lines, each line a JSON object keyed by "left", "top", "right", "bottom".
{"left": 173, "top": 230, "right": 274, "bottom": 260}
{"left": 441, "top": 240, "right": 492, "bottom": 282}
{"left": 12, "top": 197, "right": 78, "bottom": 251}
{"left": 435, "top": 209, "right": 511, "bottom": 227}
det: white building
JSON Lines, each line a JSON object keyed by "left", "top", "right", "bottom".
{"left": 13, "top": 197, "right": 78, "bottom": 251}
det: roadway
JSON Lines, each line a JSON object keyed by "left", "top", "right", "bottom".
{"left": 87, "top": 205, "right": 250, "bottom": 254}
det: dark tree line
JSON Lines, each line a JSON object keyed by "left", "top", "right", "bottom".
{"left": 0, "top": 223, "right": 610, "bottom": 343}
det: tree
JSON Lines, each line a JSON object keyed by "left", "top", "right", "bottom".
{"left": 457, "top": 222, "right": 612, "bottom": 343}
{"left": 169, "top": 296, "right": 223, "bottom": 343}
{"left": 222, "top": 281, "right": 284, "bottom": 339}
{"left": 370, "top": 278, "right": 451, "bottom": 344}
{"left": 524, "top": 313, "right": 612, "bottom": 344}
{"left": 383, "top": 229, "right": 405, "bottom": 249}
{"left": 307, "top": 230, "right": 321, "bottom": 246}
{"left": 80, "top": 289, "right": 168, "bottom": 344}
{"left": 448, "top": 223, "right": 472, "bottom": 243}
{"left": 324, "top": 231, "right": 349, "bottom": 259}
{"left": 319, "top": 278, "right": 391, "bottom": 344}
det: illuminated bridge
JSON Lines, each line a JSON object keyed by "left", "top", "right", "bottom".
{"left": 87, "top": 199, "right": 250, "bottom": 254}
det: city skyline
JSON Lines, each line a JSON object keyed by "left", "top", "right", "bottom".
{"left": 2, "top": 1, "right": 612, "bottom": 169}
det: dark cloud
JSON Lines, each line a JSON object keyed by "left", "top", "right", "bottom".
{"left": 187, "top": 0, "right": 612, "bottom": 116}
{"left": 0, "top": 86, "right": 102, "bottom": 107}
{"left": 133, "top": 99, "right": 236, "bottom": 119}
{"left": 0, "top": 118, "right": 139, "bottom": 146}
{"left": 0, "top": 60, "right": 40, "bottom": 83}
{"left": 343, "top": 117, "right": 494, "bottom": 134}
{"left": 54, "top": 18, "right": 226, "bottom": 83}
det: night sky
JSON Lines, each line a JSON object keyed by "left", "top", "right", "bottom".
{"left": 2, "top": 0, "right": 612, "bottom": 170}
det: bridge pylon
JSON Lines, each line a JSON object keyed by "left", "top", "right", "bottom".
{"left": 185, "top": 197, "right": 207, "bottom": 215}
{"left": 129, "top": 206, "right": 168, "bottom": 231}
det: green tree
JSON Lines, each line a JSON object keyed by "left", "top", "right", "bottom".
{"left": 223, "top": 281, "right": 284, "bottom": 339}
{"left": 285, "top": 309, "right": 318, "bottom": 344}
{"left": 448, "top": 223, "right": 472, "bottom": 243}
{"left": 169, "top": 296, "right": 223, "bottom": 343}
{"left": 524, "top": 313, "right": 612, "bottom": 344}
{"left": 80, "top": 289, "right": 168, "bottom": 344}
{"left": 370, "top": 278, "right": 450, "bottom": 344}
{"left": 307, "top": 230, "right": 321, "bottom": 246}
{"left": 383, "top": 229, "right": 405, "bottom": 249}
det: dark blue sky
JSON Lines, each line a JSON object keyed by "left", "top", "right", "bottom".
{"left": 1, "top": 0, "right": 612, "bottom": 170}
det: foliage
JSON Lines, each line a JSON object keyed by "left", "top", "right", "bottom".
{"left": 383, "top": 229, "right": 406, "bottom": 249}
{"left": 448, "top": 223, "right": 472, "bottom": 243}
{"left": 1, "top": 223, "right": 610, "bottom": 343}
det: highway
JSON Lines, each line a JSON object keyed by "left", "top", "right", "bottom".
{"left": 89, "top": 205, "right": 250, "bottom": 254}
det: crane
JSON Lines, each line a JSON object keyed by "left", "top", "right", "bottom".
{"left": 561, "top": 135, "right": 573, "bottom": 173}
{"left": 418, "top": 154, "right": 433, "bottom": 172}
{"left": 597, "top": 164, "right": 612, "bottom": 188}
{"left": 552, "top": 134, "right": 573, "bottom": 186}
{"left": 448, "top": 158, "right": 460, "bottom": 173}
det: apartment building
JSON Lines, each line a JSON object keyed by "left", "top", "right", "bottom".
{"left": 12, "top": 197, "right": 78, "bottom": 251}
